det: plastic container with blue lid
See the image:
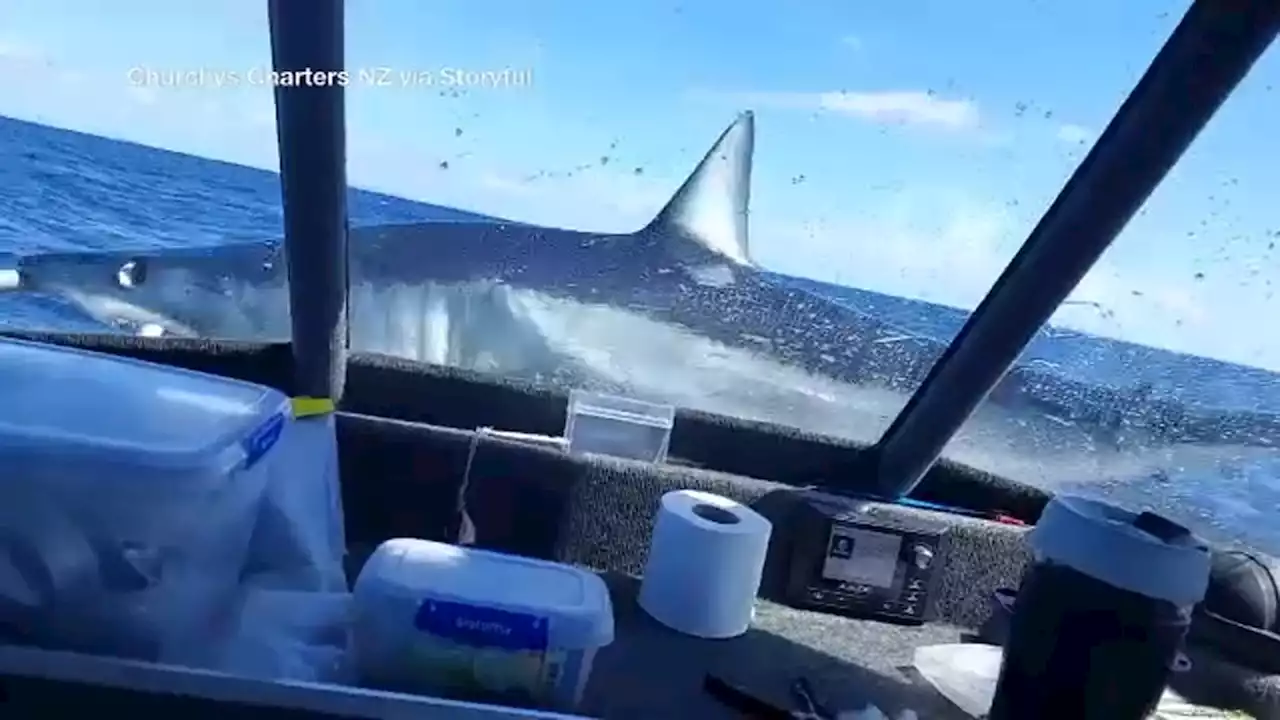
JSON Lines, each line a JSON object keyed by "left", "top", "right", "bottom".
{"left": 0, "top": 337, "right": 290, "bottom": 660}
{"left": 0, "top": 336, "right": 288, "bottom": 470}
{"left": 352, "top": 538, "right": 615, "bottom": 711}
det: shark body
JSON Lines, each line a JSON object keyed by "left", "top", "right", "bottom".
{"left": 0, "top": 112, "right": 1276, "bottom": 449}
{"left": 0, "top": 113, "right": 944, "bottom": 401}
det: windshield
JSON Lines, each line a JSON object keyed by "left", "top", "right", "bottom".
{"left": 1, "top": 3, "right": 1275, "bottom": 550}
{"left": 946, "top": 24, "right": 1280, "bottom": 555}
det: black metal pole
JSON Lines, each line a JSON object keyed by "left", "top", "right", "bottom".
{"left": 871, "top": 0, "right": 1280, "bottom": 499}
{"left": 267, "top": 0, "right": 348, "bottom": 405}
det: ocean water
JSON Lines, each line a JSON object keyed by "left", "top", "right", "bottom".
{"left": 1, "top": 115, "right": 1278, "bottom": 555}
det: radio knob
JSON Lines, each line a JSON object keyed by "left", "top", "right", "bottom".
{"left": 911, "top": 544, "right": 934, "bottom": 570}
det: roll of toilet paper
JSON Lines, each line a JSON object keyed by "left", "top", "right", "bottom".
{"left": 638, "top": 490, "right": 773, "bottom": 639}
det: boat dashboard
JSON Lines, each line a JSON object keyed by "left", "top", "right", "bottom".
{"left": 2, "top": 412, "right": 1277, "bottom": 719}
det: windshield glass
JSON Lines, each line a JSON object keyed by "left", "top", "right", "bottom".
{"left": 948, "top": 27, "right": 1280, "bottom": 556}
{"left": 1, "top": 3, "right": 1274, "bottom": 550}
{"left": 0, "top": 2, "right": 283, "bottom": 335}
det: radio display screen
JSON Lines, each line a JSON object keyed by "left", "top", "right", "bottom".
{"left": 821, "top": 526, "right": 902, "bottom": 589}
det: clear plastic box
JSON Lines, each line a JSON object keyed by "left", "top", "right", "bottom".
{"left": 563, "top": 390, "right": 675, "bottom": 464}
{"left": 0, "top": 337, "right": 290, "bottom": 662}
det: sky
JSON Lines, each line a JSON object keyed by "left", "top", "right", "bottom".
{"left": 0, "top": 0, "right": 1278, "bottom": 370}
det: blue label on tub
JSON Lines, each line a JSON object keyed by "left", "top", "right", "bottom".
{"left": 414, "top": 599, "right": 549, "bottom": 652}
{"left": 241, "top": 412, "right": 285, "bottom": 470}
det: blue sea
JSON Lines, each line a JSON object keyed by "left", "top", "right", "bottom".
{"left": 1, "top": 114, "right": 1278, "bottom": 554}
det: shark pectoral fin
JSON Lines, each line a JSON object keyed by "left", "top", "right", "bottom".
{"left": 645, "top": 111, "right": 756, "bottom": 267}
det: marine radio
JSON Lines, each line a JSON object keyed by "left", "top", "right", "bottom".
{"left": 784, "top": 490, "right": 949, "bottom": 626}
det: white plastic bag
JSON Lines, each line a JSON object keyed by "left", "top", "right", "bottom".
{"left": 243, "top": 414, "right": 348, "bottom": 592}
{"left": 164, "top": 587, "right": 355, "bottom": 685}
{"left": 912, "top": 644, "right": 1002, "bottom": 718}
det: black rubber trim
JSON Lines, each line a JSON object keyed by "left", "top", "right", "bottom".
{"left": 1190, "top": 610, "right": 1280, "bottom": 676}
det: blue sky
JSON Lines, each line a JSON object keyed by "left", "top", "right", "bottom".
{"left": 0, "top": 0, "right": 1278, "bottom": 370}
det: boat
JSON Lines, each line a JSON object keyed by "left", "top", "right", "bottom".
{"left": 0, "top": 1, "right": 1278, "bottom": 718}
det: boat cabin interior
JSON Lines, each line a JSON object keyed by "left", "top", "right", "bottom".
{"left": 1, "top": 1, "right": 1279, "bottom": 718}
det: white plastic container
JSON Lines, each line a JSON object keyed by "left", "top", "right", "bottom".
{"left": 352, "top": 539, "right": 614, "bottom": 712}
{"left": 0, "top": 337, "right": 290, "bottom": 661}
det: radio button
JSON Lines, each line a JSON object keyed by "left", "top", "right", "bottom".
{"left": 911, "top": 544, "right": 935, "bottom": 570}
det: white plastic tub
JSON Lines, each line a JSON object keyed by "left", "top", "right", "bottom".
{"left": 352, "top": 539, "right": 614, "bottom": 712}
{"left": 0, "top": 337, "right": 290, "bottom": 662}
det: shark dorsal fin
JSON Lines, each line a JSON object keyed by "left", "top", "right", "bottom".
{"left": 646, "top": 111, "right": 755, "bottom": 266}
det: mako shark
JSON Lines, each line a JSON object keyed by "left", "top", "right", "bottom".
{"left": 0, "top": 112, "right": 1272, "bottom": 448}
{"left": 0, "top": 112, "right": 946, "bottom": 397}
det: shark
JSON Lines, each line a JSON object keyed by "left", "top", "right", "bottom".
{"left": 0, "top": 113, "right": 947, "bottom": 405}
{"left": 0, "top": 111, "right": 1275, "bottom": 452}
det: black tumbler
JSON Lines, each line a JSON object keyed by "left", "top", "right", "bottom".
{"left": 988, "top": 496, "right": 1210, "bottom": 720}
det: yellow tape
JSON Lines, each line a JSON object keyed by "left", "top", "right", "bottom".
{"left": 291, "top": 396, "right": 335, "bottom": 418}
